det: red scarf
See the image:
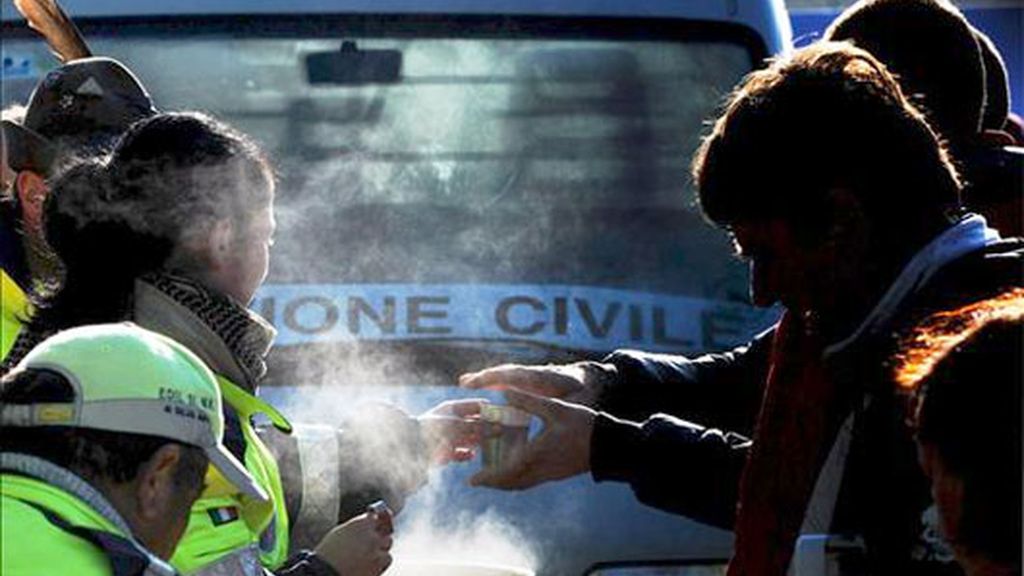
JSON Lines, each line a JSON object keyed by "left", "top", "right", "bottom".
{"left": 728, "top": 311, "right": 845, "bottom": 576}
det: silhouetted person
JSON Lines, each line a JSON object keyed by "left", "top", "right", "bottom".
{"left": 461, "top": 42, "right": 1023, "bottom": 576}
{"left": 824, "top": 0, "right": 1022, "bottom": 236}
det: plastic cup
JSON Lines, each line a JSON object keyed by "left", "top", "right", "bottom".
{"left": 479, "top": 403, "right": 531, "bottom": 470}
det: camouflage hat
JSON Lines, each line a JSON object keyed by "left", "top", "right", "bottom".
{"left": 2, "top": 57, "right": 156, "bottom": 175}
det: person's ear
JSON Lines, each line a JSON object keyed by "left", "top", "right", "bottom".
{"left": 205, "top": 217, "right": 236, "bottom": 269}
{"left": 15, "top": 170, "right": 47, "bottom": 236}
{"left": 135, "top": 444, "right": 183, "bottom": 523}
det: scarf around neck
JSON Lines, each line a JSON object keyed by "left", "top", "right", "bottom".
{"left": 728, "top": 214, "right": 1001, "bottom": 576}
{"left": 134, "top": 272, "right": 276, "bottom": 391}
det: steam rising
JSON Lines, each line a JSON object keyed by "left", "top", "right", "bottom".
{"left": 261, "top": 345, "right": 539, "bottom": 574}
{"left": 389, "top": 477, "right": 539, "bottom": 573}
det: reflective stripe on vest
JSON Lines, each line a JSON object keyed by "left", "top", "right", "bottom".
{"left": 171, "top": 376, "right": 292, "bottom": 574}
{"left": 10, "top": 496, "right": 178, "bottom": 576}
{"left": 185, "top": 543, "right": 266, "bottom": 576}
{"left": 1, "top": 269, "right": 29, "bottom": 361}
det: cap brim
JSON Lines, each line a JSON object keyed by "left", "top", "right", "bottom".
{"left": 206, "top": 444, "right": 269, "bottom": 502}
{"left": 2, "top": 120, "right": 56, "bottom": 174}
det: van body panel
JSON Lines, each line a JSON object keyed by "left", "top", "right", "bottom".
{"left": 0, "top": 0, "right": 791, "bottom": 57}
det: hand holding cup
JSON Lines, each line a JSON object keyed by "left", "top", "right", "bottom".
{"left": 469, "top": 389, "right": 596, "bottom": 490}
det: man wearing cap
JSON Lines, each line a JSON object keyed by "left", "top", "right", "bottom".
{"left": 0, "top": 323, "right": 266, "bottom": 576}
{"left": 0, "top": 57, "right": 156, "bottom": 359}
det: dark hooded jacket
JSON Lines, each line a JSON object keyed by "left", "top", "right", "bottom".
{"left": 589, "top": 235, "right": 1023, "bottom": 574}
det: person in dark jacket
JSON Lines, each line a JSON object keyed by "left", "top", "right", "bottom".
{"left": 460, "top": 42, "right": 1023, "bottom": 576}
{"left": 895, "top": 289, "right": 1023, "bottom": 576}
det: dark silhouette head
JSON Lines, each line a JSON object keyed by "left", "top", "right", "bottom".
{"left": 824, "top": 0, "right": 984, "bottom": 154}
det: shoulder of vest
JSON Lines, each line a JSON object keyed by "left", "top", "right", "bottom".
{"left": 1, "top": 473, "right": 123, "bottom": 535}
{"left": 2, "top": 489, "right": 122, "bottom": 576}
{"left": 3, "top": 476, "right": 177, "bottom": 576}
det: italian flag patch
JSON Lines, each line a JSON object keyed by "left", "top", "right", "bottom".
{"left": 208, "top": 507, "right": 240, "bottom": 526}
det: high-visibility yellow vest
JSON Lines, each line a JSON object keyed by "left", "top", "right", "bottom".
{"left": 170, "top": 376, "right": 292, "bottom": 575}
{"left": 1, "top": 472, "right": 174, "bottom": 576}
{"left": 1, "top": 269, "right": 30, "bottom": 360}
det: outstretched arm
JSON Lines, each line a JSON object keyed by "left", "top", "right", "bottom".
{"left": 260, "top": 401, "right": 480, "bottom": 549}
{"left": 465, "top": 389, "right": 748, "bottom": 528}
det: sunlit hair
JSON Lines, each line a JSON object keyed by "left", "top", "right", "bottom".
{"left": 892, "top": 288, "right": 1023, "bottom": 564}
{"left": 894, "top": 288, "right": 1024, "bottom": 390}
{"left": 692, "top": 42, "right": 960, "bottom": 246}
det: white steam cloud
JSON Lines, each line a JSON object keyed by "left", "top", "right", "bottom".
{"left": 388, "top": 474, "right": 539, "bottom": 575}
